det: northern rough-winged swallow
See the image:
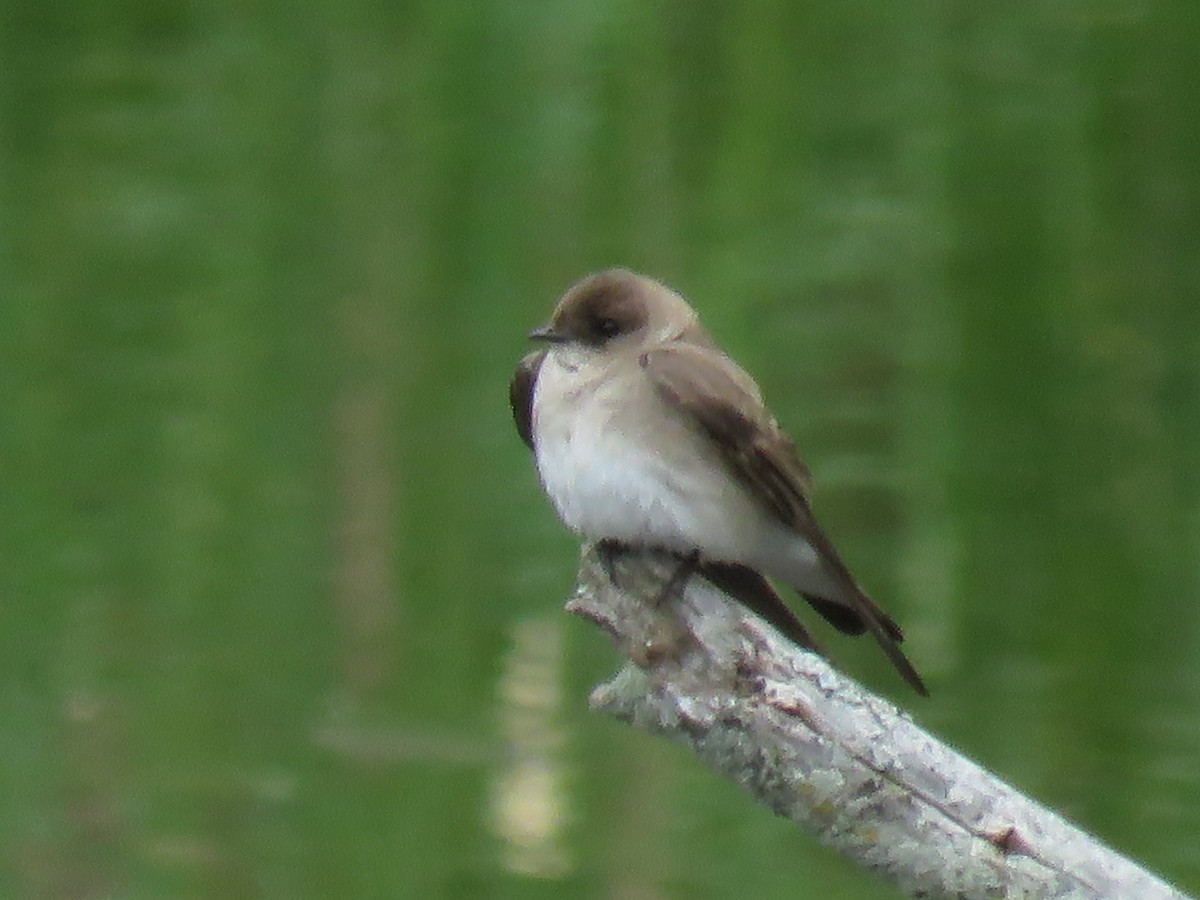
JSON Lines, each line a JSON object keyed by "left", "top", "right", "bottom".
{"left": 510, "top": 269, "right": 927, "bottom": 695}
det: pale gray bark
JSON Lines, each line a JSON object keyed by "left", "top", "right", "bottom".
{"left": 565, "top": 543, "right": 1192, "bottom": 900}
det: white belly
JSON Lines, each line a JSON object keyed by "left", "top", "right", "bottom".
{"left": 537, "top": 410, "right": 700, "bottom": 549}
{"left": 530, "top": 353, "right": 792, "bottom": 566}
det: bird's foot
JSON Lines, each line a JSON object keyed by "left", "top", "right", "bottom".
{"left": 593, "top": 540, "right": 700, "bottom": 609}
{"left": 595, "top": 538, "right": 632, "bottom": 585}
{"left": 654, "top": 549, "right": 701, "bottom": 608}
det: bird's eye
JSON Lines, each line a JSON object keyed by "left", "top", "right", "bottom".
{"left": 595, "top": 317, "right": 621, "bottom": 339}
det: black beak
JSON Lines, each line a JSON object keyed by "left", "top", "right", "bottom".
{"left": 528, "top": 324, "right": 566, "bottom": 343}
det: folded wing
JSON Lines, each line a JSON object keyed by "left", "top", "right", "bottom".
{"left": 510, "top": 350, "right": 545, "bottom": 451}
{"left": 641, "top": 343, "right": 927, "bottom": 696}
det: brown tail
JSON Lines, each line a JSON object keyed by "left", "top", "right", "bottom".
{"left": 699, "top": 561, "right": 825, "bottom": 655}
{"left": 700, "top": 561, "right": 928, "bottom": 697}
{"left": 803, "top": 591, "right": 927, "bottom": 696}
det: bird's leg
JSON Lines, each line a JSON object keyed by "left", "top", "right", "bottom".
{"left": 594, "top": 541, "right": 698, "bottom": 610}
{"left": 595, "top": 538, "right": 632, "bottom": 585}
{"left": 655, "top": 549, "right": 701, "bottom": 608}
{"left": 625, "top": 549, "right": 701, "bottom": 669}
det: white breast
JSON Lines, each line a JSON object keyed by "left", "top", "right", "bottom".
{"left": 530, "top": 350, "right": 775, "bottom": 562}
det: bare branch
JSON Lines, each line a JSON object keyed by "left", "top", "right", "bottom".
{"left": 565, "top": 544, "right": 1192, "bottom": 900}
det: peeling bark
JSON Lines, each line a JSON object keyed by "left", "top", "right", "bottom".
{"left": 566, "top": 544, "right": 1192, "bottom": 900}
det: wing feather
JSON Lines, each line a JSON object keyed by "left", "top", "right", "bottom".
{"left": 510, "top": 350, "right": 545, "bottom": 451}
{"left": 642, "top": 343, "right": 927, "bottom": 696}
{"left": 640, "top": 345, "right": 812, "bottom": 524}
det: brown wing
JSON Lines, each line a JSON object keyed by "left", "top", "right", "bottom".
{"left": 640, "top": 344, "right": 813, "bottom": 523}
{"left": 642, "top": 344, "right": 927, "bottom": 696}
{"left": 510, "top": 350, "right": 545, "bottom": 451}
{"left": 640, "top": 343, "right": 815, "bottom": 521}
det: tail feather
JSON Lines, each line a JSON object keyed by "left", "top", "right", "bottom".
{"left": 703, "top": 563, "right": 928, "bottom": 697}
{"left": 806, "top": 588, "right": 926, "bottom": 700}
{"left": 699, "top": 561, "right": 824, "bottom": 655}
{"left": 801, "top": 590, "right": 926, "bottom": 696}
{"left": 863, "top": 611, "right": 928, "bottom": 696}
{"left": 802, "top": 593, "right": 904, "bottom": 642}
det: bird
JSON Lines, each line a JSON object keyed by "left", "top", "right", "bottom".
{"left": 510, "top": 268, "right": 927, "bottom": 696}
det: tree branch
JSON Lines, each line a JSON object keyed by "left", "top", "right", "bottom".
{"left": 565, "top": 543, "right": 1192, "bottom": 900}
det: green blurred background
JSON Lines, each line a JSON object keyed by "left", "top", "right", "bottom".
{"left": 2, "top": 2, "right": 1198, "bottom": 898}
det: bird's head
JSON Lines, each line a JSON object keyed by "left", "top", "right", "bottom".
{"left": 529, "top": 269, "right": 703, "bottom": 357}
